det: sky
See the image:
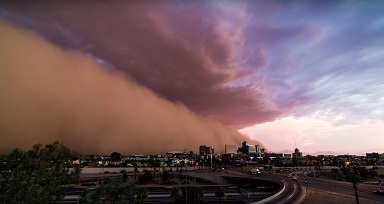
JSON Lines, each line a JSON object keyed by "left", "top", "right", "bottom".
{"left": 0, "top": 1, "right": 383, "bottom": 155}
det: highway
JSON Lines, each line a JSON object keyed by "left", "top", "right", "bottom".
{"left": 60, "top": 184, "right": 274, "bottom": 203}
{"left": 225, "top": 169, "right": 305, "bottom": 204}
{"left": 213, "top": 168, "right": 304, "bottom": 203}
{"left": 247, "top": 169, "right": 384, "bottom": 203}
{"left": 62, "top": 168, "right": 384, "bottom": 203}
{"left": 260, "top": 179, "right": 305, "bottom": 204}
{"left": 304, "top": 176, "right": 384, "bottom": 203}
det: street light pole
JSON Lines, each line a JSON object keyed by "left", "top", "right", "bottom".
{"left": 211, "top": 151, "right": 213, "bottom": 169}
{"left": 328, "top": 172, "right": 331, "bottom": 194}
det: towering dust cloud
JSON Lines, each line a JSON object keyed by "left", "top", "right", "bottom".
{"left": 0, "top": 21, "right": 262, "bottom": 154}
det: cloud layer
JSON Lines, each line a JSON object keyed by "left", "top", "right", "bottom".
{"left": 0, "top": 1, "right": 282, "bottom": 129}
{"left": 0, "top": 21, "right": 261, "bottom": 154}
{"left": 1, "top": 1, "right": 384, "bottom": 155}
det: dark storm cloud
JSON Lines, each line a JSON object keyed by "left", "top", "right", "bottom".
{"left": 2, "top": 0, "right": 383, "bottom": 134}
{"left": 0, "top": 21, "right": 263, "bottom": 154}
{"left": 0, "top": 0, "right": 281, "bottom": 128}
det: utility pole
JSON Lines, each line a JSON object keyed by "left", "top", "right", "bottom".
{"left": 211, "top": 150, "right": 213, "bottom": 169}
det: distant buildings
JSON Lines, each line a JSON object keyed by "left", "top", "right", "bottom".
{"left": 225, "top": 144, "right": 237, "bottom": 154}
{"left": 260, "top": 148, "right": 268, "bottom": 155}
{"left": 199, "top": 145, "right": 207, "bottom": 156}
{"left": 293, "top": 148, "right": 303, "bottom": 158}
{"left": 199, "top": 145, "right": 214, "bottom": 156}
{"left": 242, "top": 141, "right": 260, "bottom": 156}
{"left": 207, "top": 146, "right": 214, "bottom": 155}
{"left": 366, "top": 152, "right": 380, "bottom": 161}
{"left": 76, "top": 145, "right": 384, "bottom": 169}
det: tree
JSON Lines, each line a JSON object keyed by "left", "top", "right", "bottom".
{"left": 0, "top": 141, "right": 81, "bottom": 204}
{"left": 122, "top": 171, "right": 128, "bottom": 182}
{"left": 188, "top": 187, "right": 204, "bottom": 203}
{"left": 110, "top": 152, "right": 121, "bottom": 162}
{"left": 138, "top": 170, "right": 153, "bottom": 184}
{"left": 136, "top": 187, "right": 148, "bottom": 204}
{"left": 292, "top": 157, "right": 298, "bottom": 166}
{"left": 345, "top": 174, "right": 362, "bottom": 204}
{"left": 134, "top": 166, "right": 139, "bottom": 180}
{"left": 162, "top": 169, "right": 170, "bottom": 181}
{"left": 170, "top": 187, "right": 183, "bottom": 203}
{"left": 79, "top": 188, "right": 101, "bottom": 204}
{"left": 215, "top": 187, "right": 226, "bottom": 202}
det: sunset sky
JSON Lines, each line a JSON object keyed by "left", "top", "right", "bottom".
{"left": 1, "top": 1, "right": 383, "bottom": 155}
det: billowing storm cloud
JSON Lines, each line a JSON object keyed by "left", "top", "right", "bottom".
{"left": 0, "top": 21, "right": 262, "bottom": 154}
{"left": 1, "top": 1, "right": 384, "bottom": 155}
{"left": 0, "top": 1, "right": 282, "bottom": 129}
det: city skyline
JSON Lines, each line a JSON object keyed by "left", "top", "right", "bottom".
{"left": 0, "top": 1, "right": 383, "bottom": 155}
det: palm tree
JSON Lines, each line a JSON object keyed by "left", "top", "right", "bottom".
{"left": 170, "top": 187, "right": 183, "bottom": 203}
{"left": 215, "top": 187, "right": 226, "bottom": 203}
{"left": 345, "top": 174, "right": 361, "bottom": 204}
{"left": 134, "top": 167, "right": 139, "bottom": 180}
{"left": 136, "top": 188, "right": 148, "bottom": 204}
{"left": 189, "top": 187, "right": 204, "bottom": 203}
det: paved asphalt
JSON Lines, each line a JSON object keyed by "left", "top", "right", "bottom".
{"left": 304, "top": 175, "right": 384, "bottom": 203}
{"left": 250, "top": 170, "right": 384, "bottom": 203}
{"left": 60, "top": 168, "right": 384, "bottom": 203}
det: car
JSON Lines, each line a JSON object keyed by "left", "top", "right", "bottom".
{"left": 249, "top": 168, "right": 261, "bottom": 175}
{"left": 372, "top": 191, "right": 384, "bottom": 196}
{"left": 292, "top": 176, "right": 298, "bottom": 181}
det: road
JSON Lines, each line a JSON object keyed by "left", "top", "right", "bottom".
{"left": 304, "top": 176, "right": 384, "bottom": 203}
{"left": 260, "top": 179, "right": 305, "bottom": 204}
{"left": 60, "top": 185, "right": 274, "bottom": 204}
{"left": 63, "top": 168, "right": 384, "bottom": 203}
{"left": 223, "top": 168, "right": 305, "bottom": 204}
{"left": 249, "top": 169, "right": 384, "bottom": 203}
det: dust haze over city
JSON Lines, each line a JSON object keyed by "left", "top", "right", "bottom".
{"left": 1, "top": 1, "right": 384, "bottom": 155}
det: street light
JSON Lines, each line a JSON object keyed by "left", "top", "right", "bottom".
{"left": 211, "top": 150, "right": 213, "bottom": 169}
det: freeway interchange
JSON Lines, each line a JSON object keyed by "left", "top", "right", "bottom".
{"left": 62, "top": 167, "right": 384, "bottom": 203}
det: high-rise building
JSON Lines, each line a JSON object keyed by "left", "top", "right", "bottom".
{"left": 225, "top": 144, "right": 237, "bottom": 154}
{"left": 199, "top": 145, "right": 207, "bottom": 156}
{"left": 247, "top": 145, "right": 257, "bottom": 154}
{"left": 242, "top": 141, "right": 249, "bottom": 150}
{"left": 199, "top": 145, "right": 214, "bottom": 156}
{"left": 206, "top": 146, "right": 214, "bottom": 155}
{"left": 242, "top": 141, "right": 260, "bottom": 155}
{"left": 292, "top": 148, "right": 303, "bottom": 158}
